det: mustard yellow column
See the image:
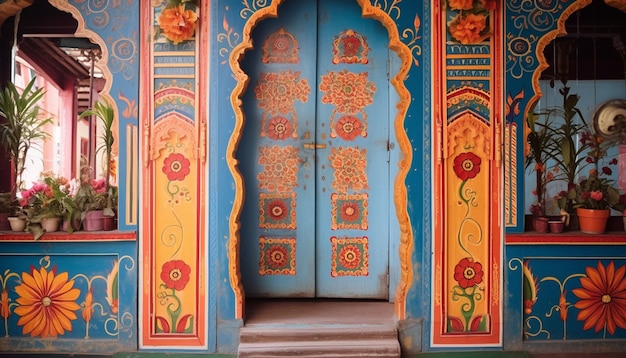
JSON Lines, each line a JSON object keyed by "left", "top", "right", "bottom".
{"left": 140, "top": 0, "right": 209, "bottom": 349}
{"left": 432, "top": 0, "right": 503, "bottom": 347}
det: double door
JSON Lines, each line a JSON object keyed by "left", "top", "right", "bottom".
{"left": 239, "top": 0, "right": 390, "bottom": 298}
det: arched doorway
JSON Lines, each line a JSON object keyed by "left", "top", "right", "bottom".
{"left": 228, "top": 1, "right": 411, "bottom": 316}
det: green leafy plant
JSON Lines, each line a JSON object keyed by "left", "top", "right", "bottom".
{"left": 79, "top": 99, "right": 117, "bottom": 218}
{"left": 79, "top": 100, "right": 114, "bottom": 186}
{"left": 526, "top": 102, "right": 559, "bottom": 217}
{"left": 539, "top": 84, "right": 591, "bottom": 212}
{"left": 0, "top": 77, "right": 52, "bottom": 202}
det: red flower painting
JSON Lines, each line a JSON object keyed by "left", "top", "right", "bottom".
{"left": 335, "top": 115, "right": 363, "bottom": 141}
{"left": 339, "top": 245, "right": 362, "bottom": 270}
{"left": 267, "top": 116, "right": 292, "bottom": 140}
{"left": 453, "top": 257, "right": 484, "bottom": 288}
{"left": 266, "top": 245, "right": 289, "bottom": 268}
{"left": 340, "top": 202, "right": 360, "bottom": 222}
{"left": 162, "top": 152, "right": 191, "bottom": 181}
{"left": 160, "top": 260, "right": 191, "bottom": 291}
{"left": 453, "top": 152, "right": 481, "bottom": 181}
{"left": 267, "top": 199, "right": 288, "bottom": 221}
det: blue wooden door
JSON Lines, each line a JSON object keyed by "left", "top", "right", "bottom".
{"left": 239, "top": 0, "right": 389, "bottom": 299}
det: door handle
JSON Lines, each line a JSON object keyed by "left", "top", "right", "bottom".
{"left": 303, "top": 142, "right": 326, "bottom": 149}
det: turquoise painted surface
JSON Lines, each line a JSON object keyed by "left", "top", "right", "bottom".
{"left": 0, "top": 240, "right": 137, "bottom": 353}
{"left": 506, "top": 244, "right": 626, "bottom": 351}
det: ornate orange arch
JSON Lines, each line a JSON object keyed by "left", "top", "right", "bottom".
{"left": 228, "top": 0, "right": 414, "bottom": 319}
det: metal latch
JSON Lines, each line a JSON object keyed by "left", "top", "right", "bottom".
{"left": 303, "top": 142, "right": 326, "bottom": 149}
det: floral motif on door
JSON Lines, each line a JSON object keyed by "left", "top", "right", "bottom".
{"left": 330, "top": 236, "right": 369, "bottom": 277}
{"left": 259, "top": 192, "right": 297, "bottom": 229}
{"left": 259, "top": 237, "right": 297, "bottom": 276}
{"left": 319, "top": 69, "right": 376, "bottom": 138}
{"left": 262, "top": 27, "right": 300, "bottom": 64}
{"left": 254, "top": 70, "right": 310, "bottom": 138}
{"left": 332, "top": 29, "right": 369, "bottom": 64}
{"left": 257, "top": 145, "right": 299, "bottom": 192}
{"left": 329, "top": 146, "right": 369, "bottom": 192}
{"left": 331, "top": 192, "right": 368, "bottom": 230}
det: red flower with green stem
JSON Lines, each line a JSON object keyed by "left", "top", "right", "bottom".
{"left": 156, "top": 260, "right": 194, "bottom": 334}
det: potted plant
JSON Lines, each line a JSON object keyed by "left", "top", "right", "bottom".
{"left": 74, "top": 177, "right": 118, "bottom": 231}
{"left": 0, "top": 77, "right": 52, "bottom": 204}
{"left": 536, "top": 81, "right": 591, "bottom": 230}
{"left": 19, "top": 175, "right": 68, "bottom": 239}
{"left": 526, "top": 102, "right": 558, "bottom": 232}
{"left": 79, "top": 99, "right": 117, "bottom": 228}
{"left": 555, "top": 126, "right": 623, "bottom": 234}
{"left": 566, "top": 170, "right": 621, "bottom": 234}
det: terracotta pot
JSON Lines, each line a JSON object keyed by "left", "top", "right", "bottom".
{"left": 532, "top": 216, "right": 549, "bottom": 233}
{"left": 576, "top": 208, "right": 610, "bottom": 234}
{"left": 548, "top": 220, "right": 564, "bottom": 233}
{"left": 8, "top": 217, "right": 27, "bottom": 232}
{"left": 41, "top": 217, "right": 61, "bottom": 232}
{"left": 83, "top": 210, "right": 104, "bottom": 231}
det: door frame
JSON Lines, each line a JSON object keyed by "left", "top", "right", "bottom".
{"left": 227, "top": 0, "right": 414, "bottom": 320}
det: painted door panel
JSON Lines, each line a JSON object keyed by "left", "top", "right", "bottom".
{"left": 239, "top": 0, "right": 389, "bottom": 298}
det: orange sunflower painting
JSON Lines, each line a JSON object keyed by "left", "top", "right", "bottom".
{"left": 573, "top": 261, "right": 626, "bottom": 335}
{"left": 13, "top": 266, "right": 81, "bottom": 338}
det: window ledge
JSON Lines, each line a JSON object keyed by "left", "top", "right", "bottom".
{"left": 507, "top": 231, "right": 626, "bottom": 245}
{"left": 0, "top": 230, "right": 136, "bottom": 242}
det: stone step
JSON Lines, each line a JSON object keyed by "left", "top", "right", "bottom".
{"left": 238, "top": 324, "right": 400, "bottom": 357}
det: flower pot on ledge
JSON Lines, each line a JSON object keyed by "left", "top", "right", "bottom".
{"left": 40, "top": 217, "right": 61, "bottom": 232}
{"left": 532, "top": 216, "right": 549, "bottom": 233}
{"left": 548, "top": 220, "right": 564, "bottom": 233}
{"left": 7, "top": 217, "right": 26, "bottom": 232}
{"left": 576, "top": 208, "right": 610, "bottom": 234}
{"left": 83, "top": 210, "right": 104, "bottom": 231}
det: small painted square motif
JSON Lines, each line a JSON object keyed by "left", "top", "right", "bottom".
{"left": 259, "top": 192, "right": 296, "bottom": 229}
{"left": 262, "top": 27, "right": 300, "bottom": 64}
{"left": 331, "top": 193, "right": 368, "bottom": 230}
{"left": 331, "top": 29, "right": 369, "bottom": 64}
{"left": 259, "top": 237, "right": 296, "bottom": 276}
{"left": 330, "top": 236, "right": 369, "bottom": 277}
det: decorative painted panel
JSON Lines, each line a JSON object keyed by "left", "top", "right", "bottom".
{"left": 140, "top": 0, "right": 208, "bottom": 349}
{"left": 432, "top": 0, "right": 502, "bottom": 347}
{"left": 506, "top": 243, "right": 626, "bottom": 351}
{"left": 0, "top": 238, "right": 137, "bottom": 354}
